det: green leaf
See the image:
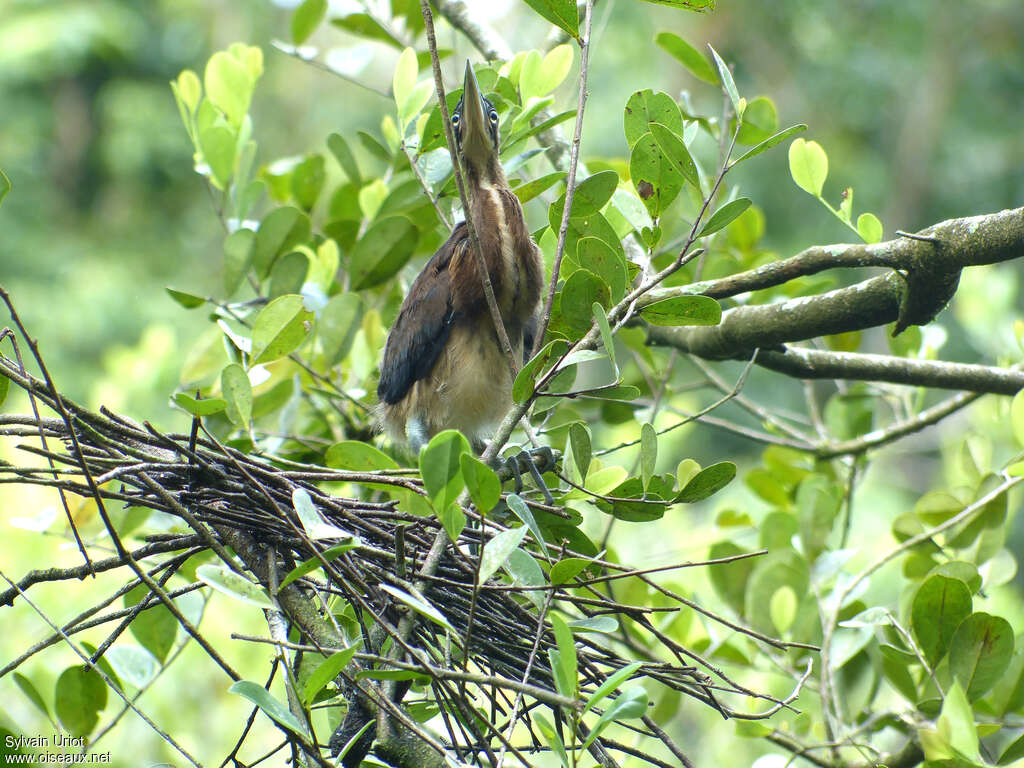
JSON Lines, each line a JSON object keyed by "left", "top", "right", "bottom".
{"left": 789, "top": 137, "right": 828, "bottom": 198}
{"left": 521, "top": 0, "right": 579, "bottom": 41}
{"left": 623, "top": 90, "right": 684, "bottom": 147}
{"left": 173, "top": 392, "right": 227, "bottom": 416}
{"left": 327, "top": 132, "right": 361, "bottom": 183}
{"left": 576, "top": 236, "right": 627, "bottom": 302}
{"left": 707, "top": 541, "right": 756, "bottom": 615}
{"left": 166, "top": 287, "right": 205, "bottom": 309}
{"left": 640, "top": 422, "right": 657, "bottom": 491}
{"left": 699, "top": 197, "right": 752, "bottom": 237}
{"left": 911, "top": 574, "right": 972, "bottom": 667}
{"left": 949, "top": 612, "right": 1014, "bottom": 700}
{"left": 379, "top": 583, "right": 456, "bottom": 633}
{"left": 267, "top": 250, "right": 309, "bottom": 299}
{"left": 55, "top": 666, "right": 107, "bottom": 736}
{"left": 933, "top": 680, "right": 981, "bottom": 761}
{"left": 769, "top": 586, "right": 797, "bottom": 632}
{"left": 549, "top": 557, "right": 590, "bottom": 585}
{"left": 460, "top": 453, "right": 502, "bottom": 512}
{"left": 293, "top": 487, "right": 350, "bottom": 540}
{"left": 301, "top": 646, "right": 357, "bottom": 705}
{"left": 479, "top": 526, "right": 528, "bottom": 584}
{"left": 549, "top": 613, "right": 578, "bottom": 701}
{"left": 0, "top": 168, "right": 9, "bottom": 207}
{"left": 732, "top": 124, "right": 808, "bottom": 166}
{"left": 648, "top": 122, "right": 698, "bottom": 188}
{"left": 349, "top": 216, "right": 418, "bottom": 290}
{"left": 122, "top": 584, "right": 178, "bottom": 664}
{"left": 505, "top": 493, "right": 549, "bottom": 557}
{"left": 223, "top": 228, "right": 254, "bottom": 297}
{"left": 554, "top": 170, "right": 619, "bottom": 219}
{"left": 319, "top": 292, "right": 364, "bottom": 367}
{"left": 535, "top": 713, "right": 570, "bottom": 768}
{"left": 630, "top": 131, "right": 684, "bottom": 218}
{"left": 582, "top": 661, "right": 645, "bottom": 716}
{"left": 392, "top": 47, "right": 418, "bottom": 113}
{"left": 568, "top": 422, "right": 592, "bottom": 485}
{"left": 199, "top": 123, "right": 236, "bottom": 188}
{"left": 592, "top": 303, "right": 617, "bottom": 375}
{"left": 735, "top": 96, "right": 778, "bottom": 145}
{"left": 291, "top": 154, "right": 325, "bottom": 211}
{"left": 252, "top": 206, "right": 311, "bottom": 278}
{"left": 654, "top": 32, "right": 717, "bottom": 84}
{"left": 999, "top": 732, "right": 1024, "bottom": 765}
{"left": 513, "top": 171, "right": 566, "bottom": 204}
{"left": 196, "top": 564, "right": 274, "bottom": 608}
{"left": 229, "top": 680, "right": 309, "bottom": 739}
{"left": 640, "top": 295, "right": 721, "bottom": 327}
{"left": 291, "top": 0, "right": 327, "bottom": 44}
{"left": 439, "top": 501, "right": 467, "bottom": 543}
{"left": 708, "top": 44, "right": 741, "bottom": 118}
{"left": 570, "top": 616, "right": 618, "bottom": 634}
{"left": 14, "top": 672, "right": 53, "bottom": 722}
{"left": 503, "top": 549, "right": 545, "bottom": 609}
{"left": 251, "top": 294, "right": 312, "bottom": 364}
{"left": 420, "top": 430, "right": 471, "bottom": 510}
{"left": 857, "top": 212, "right": 884, "bottom": 243}
{"left": 1011, "top": 389, "right": 1024, "bottom": 448}
{"left": 221, "top": 363, "right": 252, "bottom": 427}
{"left": 204, "top": 51, "right": 254, "bottom": 127}
{"left": 325, "top": 441, "right": 398, "bottom": 471}
{"left": 561, "top": 268, "right": 610, "bottom": 338}
{"left": 513, "top": 339, "right": 567, "bottom": 404}
{"left": 104, "top": 646, "right": 159, "bottom": 690}
{"left": 520, "top": 44, "right": 574, "bottom": 103}
{"left": 581, "top": 686, "right": 648, "bottom": 750}
{"left": 279, "top": 542, "right": 360, "bottom": 590}
{"left": 744, "top": 550, "right": 810, "bottom": 635}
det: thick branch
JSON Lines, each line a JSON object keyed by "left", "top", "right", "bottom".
{"left": 755, "top": 347, "right": 1024, "bottom": 395}
{"left": 645, "top": 208, "right": 1024, "bottom": 393}
{"left": 644, "top": 206, "right": 1024, "bottom": 303}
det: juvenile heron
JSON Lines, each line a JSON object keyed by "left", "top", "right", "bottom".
{"left": 377, "top": 62, "right": 544, "bottom": 457}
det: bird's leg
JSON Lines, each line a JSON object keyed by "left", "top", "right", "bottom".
{"left": 490, "top": 447, "right": 558, "bottom": 505}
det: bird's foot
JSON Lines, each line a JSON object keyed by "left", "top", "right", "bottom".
{"left": 491, "top": 446, "right": 559, "bottom": 505}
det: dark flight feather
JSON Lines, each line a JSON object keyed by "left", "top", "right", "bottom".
{"left": 377, "top": 223, "right": 468, "bottom": 405}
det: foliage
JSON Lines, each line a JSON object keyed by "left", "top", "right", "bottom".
{"left": 1, "top": 2, "right": 1023, "bottom": 768}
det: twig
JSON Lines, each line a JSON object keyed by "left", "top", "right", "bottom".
{"left": 532, "top": 0, "right": 596, "bottom": 358}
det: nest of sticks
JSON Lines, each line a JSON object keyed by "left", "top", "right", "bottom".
{"left": 0, "top": 345, "right": 807, "bottom": 766}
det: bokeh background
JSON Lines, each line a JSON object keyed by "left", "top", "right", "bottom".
{"left": 1, "top": 1, "right": 1022, "bottom": 765}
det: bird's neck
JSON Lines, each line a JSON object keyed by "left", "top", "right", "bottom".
{"left": 463, "top": 156, "right": 508, "bottom": 201}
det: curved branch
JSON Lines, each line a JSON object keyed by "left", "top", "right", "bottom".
{"left": 755, "top": 347, "right": 1024, "bottom": 395}
{"left": 644, "top": 207, "right": 1024, "bottom": 394}
{"left": 643, "top": 206, "right": 1024, "bottom": 303}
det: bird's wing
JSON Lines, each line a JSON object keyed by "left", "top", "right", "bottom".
{"left": 377, "top": 223, "right": 469, "bottom": 405}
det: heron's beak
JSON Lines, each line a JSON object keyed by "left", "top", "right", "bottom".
{"left": 459, "top": 61, "right": 493, "bottom": 165}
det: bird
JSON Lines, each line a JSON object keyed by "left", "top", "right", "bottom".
{"left": 377, "top": 61, "right": 545, "bottom": 458}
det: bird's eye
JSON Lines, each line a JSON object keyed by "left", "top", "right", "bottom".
{"left": 451, "top": 114, "right": 460, "bottom": 125}
{"left": 489, "top": 110, "right": 499, "bottom": 124}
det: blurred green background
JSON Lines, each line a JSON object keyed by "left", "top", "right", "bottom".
{"left": 1, "top": 1, "right": 1022, "bottom": 765}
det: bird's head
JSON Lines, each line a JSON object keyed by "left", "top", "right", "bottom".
{"left": 451, "top": 61, "right": 503, "bottom": 187}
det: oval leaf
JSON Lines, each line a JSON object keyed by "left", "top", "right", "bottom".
{"left": 641, "top": 295, "right": 721, "bottom": 327}
{"left": 699, "top": 197, "right": 752, "bottom": 237}
{"left": 229, "top": 680, "right": 309, "bottom": 738}
{"left": 676, "top": 461, "right": 736, "bottom": 502}
{"left": 196, "top": 564, "right": 274, "bottom": 608}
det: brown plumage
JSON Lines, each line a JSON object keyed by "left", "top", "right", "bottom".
{"left": 377, "top": 62, "right": 544, "bottom": 454}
